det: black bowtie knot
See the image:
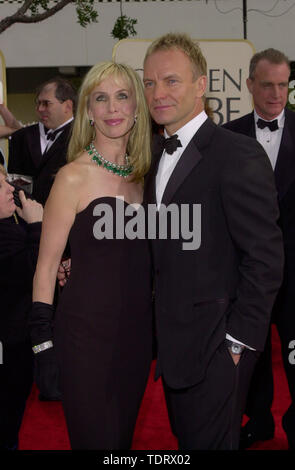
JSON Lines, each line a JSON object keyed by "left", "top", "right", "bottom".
{"left": 46, "top": 129, "right": 61, "bottom": 141}
{"left": 257, "top": 118, "right": 278, "bottom": 132}
{"left": 158, "top": 134, "right": 182, "bottom": 155}
{"left": 46, "top": 125, "right": 67, "bottom": 141}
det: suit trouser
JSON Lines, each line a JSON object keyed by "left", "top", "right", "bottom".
{"left": 245, "top": 327, "right": 273, "bottom": 419}
{"left": 163, "top": 341, "right": 259, "bottom": 450}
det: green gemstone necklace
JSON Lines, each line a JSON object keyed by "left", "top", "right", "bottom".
{"left": 86, "top": 142, "right": 133, "bottom": 178}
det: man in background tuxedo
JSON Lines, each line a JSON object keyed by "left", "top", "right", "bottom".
{"left": 224, "top": 48, "right": 295, "bottom": 449}
{"left": 143, "top": 33, "right": 283, "bottom": 450}
{"left": 8, "top": 77, "right": 76, "bottom": 206}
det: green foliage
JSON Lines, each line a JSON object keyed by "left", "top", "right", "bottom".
{"left": 111, "top": 14, "right": 137, "bottom": 40}
{"left": 28, "top": 0, "right": 98, "bottom": 27}
{"left": 75, "top": 0, "right": 98, "bottom": 27}
{"left": 29, "top": 0, "right": 50, "bottom": 15}
{"left": 0, "top": 0, "right": 99, "bottom": 34}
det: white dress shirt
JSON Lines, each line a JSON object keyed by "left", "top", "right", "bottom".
{"left": 254, "top": 109, "right": 284, "bottom": 170}
{"left": 39, "top": 122, "right": 48, "bottom": 155}
{"left": 156, "top": 111, "right": 208, "bottom": 207}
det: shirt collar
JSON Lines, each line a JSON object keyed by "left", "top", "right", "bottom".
{"left": 254, "top": 108, "right": 285, "bottom": 129}
{"left": 164, "top": 111, "right": 208, "bottom": 148}
{"left": 39, "top": 117, "right": 73, "bottom": 135}
{"left": 51, "top": 117, "right": 73, "bottom": 132}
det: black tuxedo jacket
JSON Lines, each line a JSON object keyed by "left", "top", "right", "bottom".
{"left": 8, "top": 122, "right": 72, "bottom": 205}
{"left": 145, "top": 117, "right": 284, "bottom": 389}
{"left": 224, "top": 109, "right": 295, "bottom": 316}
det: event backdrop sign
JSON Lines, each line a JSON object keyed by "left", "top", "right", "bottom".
{"left": 113, "top": 39, "right": 255, "bottom": 125}
{"left": 0, "top": 50, "right": 7, "bottom": 163}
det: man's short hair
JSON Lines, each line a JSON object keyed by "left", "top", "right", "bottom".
{"left": 249, "top": 48, "right": 290, "bottom": 80}
{"left": 36, "top": 77, "right": 77, "bottom": 113}
{"left": 144, "top": 32, "right": 207, "bottom": 80}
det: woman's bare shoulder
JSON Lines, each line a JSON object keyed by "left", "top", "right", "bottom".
{"left": 55, "top": 154, "right": 91, "bottom": 188}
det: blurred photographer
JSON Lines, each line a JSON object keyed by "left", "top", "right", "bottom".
{"left": 0, "top": 164, "right": 43, "bottom": 450}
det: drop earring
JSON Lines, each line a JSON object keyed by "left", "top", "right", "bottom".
{"left": 89, "top": 119, "right": 94, "bottom": 126}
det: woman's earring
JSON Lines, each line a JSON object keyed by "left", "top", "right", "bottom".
{"left": 134, "top": 115, "right": 137, "bottom": 124}
{"left": 89, "top": 119, "right": 94, "bottom": 126}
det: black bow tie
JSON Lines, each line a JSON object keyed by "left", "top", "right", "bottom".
{"left": 257, "top": 118, "right": 278, "bottom": 132}
{"left": 46, "top": 125, "right": 67, "bottom": 141}
{"left": 160, "top": 134, "right": 182, "bottom": 155}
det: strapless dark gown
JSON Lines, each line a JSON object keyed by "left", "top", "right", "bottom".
{"left": 54, "top": 197, "right": 153, "bottom": 449}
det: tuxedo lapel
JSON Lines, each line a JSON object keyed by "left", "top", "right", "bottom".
{"left": 144, "top": 134, "right": 164, "bottom": 205}
{"left": 274, "top": 110, "right": 295, "bottom": 200}
{"left": 27, "top": 125, "right": 42, "bottom": 168}
{"left": 161, "top": 117, "right": 215, "bottom": 207}
{"left": 161, "top": 137, "right": 203, "bottom": 206}
{"left": 42, "top": 131, "right": 64, "bottom": 163}
{"left": 237, "top": 112, "right": 256, "bottom": 138}
{"left": 40, "top": 123, "right": 71, "bottom": 170}
{"left": 248, "top": 112, "right": 256, "bottom": 139}
{"left": 246, "top": 109, "right": 295, "bottom": 200}
{"left": 146, "top": 118, "right": 216, "bottom": 207}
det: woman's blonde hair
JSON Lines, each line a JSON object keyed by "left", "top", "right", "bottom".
{"left": 0, "top": 164, "right": 7, "bottom": 176}
{"left": 67, "top": 61, "right": 151, "bottom": 182}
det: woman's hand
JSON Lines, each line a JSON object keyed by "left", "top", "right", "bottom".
{"left": 16, "top": 190, "right": 43, "bottom": 223}
{"left": 58, "top": 258, "right": 71, "bottom": 286}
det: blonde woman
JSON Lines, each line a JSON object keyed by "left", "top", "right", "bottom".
{"left": 30, "top": 62, "right": 153, "bottom": 449}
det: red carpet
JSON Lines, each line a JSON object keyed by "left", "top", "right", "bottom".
{"left": 18, "top": 325, "right": 290, "bottom": 450}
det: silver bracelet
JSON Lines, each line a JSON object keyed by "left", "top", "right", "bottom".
{"left": 32, "top": 340, "right": 53, "bottom": 354}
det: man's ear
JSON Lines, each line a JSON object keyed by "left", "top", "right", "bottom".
{"left": 196, "top": 75, "right": 207, "bottom": 98}
{"left": 64, "top": 99, "right": 74, "bottom": 115}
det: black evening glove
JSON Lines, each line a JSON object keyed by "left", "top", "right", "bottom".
{"left": 29, "top": 301, "right": 54, "bottom": 346}
{"left": 29, "top": 302, "right": 62, "bottom": 400}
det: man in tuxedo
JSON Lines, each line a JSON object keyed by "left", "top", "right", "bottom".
{"left": 8, "top": 77, "right": 76, "bottom": 205}
{"left": 143, "top": 33, "right": 284, "bottom": 450}
{"left": 224, "top": 48, "right": 295, "bottom": 449}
